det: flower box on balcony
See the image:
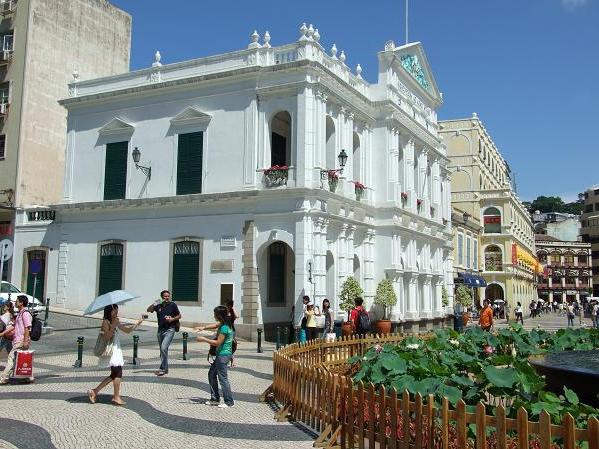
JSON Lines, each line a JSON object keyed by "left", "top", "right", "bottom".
{"left": 353, "top": 181, "right": 366, "bottom": 201}
{"left": 263, "top": 165, "right": 288, "bottom": 187}
{"left": 401, "top": 192, "right": 408, "bottom": 201}
{"left": 327, "top": 170, "right": 339, "bottom": 192}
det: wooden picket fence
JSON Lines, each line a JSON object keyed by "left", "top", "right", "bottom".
{"left": 269, "top": 333, "right": 599, "bottom": 449}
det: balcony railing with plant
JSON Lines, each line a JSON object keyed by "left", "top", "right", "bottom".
{"left": 262, "top": 165, "right": 289, "bottom": 187}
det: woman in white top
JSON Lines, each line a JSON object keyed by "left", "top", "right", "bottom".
{"left": 88, "top": 304, "right": 143, "bottom": 406}
{"left": 0, "top": 301, "right": 15, "bottom": 354}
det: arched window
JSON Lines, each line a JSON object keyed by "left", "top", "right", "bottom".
{"left": 271, "top": 111, "right": 291, "bottom": 166}
{"left": 172, "top": 240, "right": 201, "bottom": 302}
{"left": 325, "top": 115, "right": 336, "bottom": 169}
{"left": 577, "top": 253, "right": 588, "bottom": 265}
{"left": 563, "top": 252, "right": 574, "bottom": 265}
{"left": 98, "top": 242, "right": 124, "bottom": 295}
{"left": 484, "top": 245, "right": 503, "bottom": 271}
{"left": 352, "top": 132, "right": 361, "bottom": 181}
{"left": 549, "top": 252, "right": 561, "bottom": 265}
{"left": 483, "top": 207, "right": 501, "bottom": 233}
{"left": 537, "top": 252, "right": 547, "bottom": 263}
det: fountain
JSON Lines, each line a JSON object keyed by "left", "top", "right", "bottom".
{"left": 530, "top": 350, "right": 599, "bottom": 407}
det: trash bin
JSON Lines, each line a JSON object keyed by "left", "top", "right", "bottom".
{"left": 334, "top": 320, "right": 343, "bottom": 338}
{"left": 453, "top": 314, "right": 463, "bottom": 332}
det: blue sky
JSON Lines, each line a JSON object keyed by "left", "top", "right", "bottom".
{"left": 110, "top": 0, "right": 598, "bottom": 202}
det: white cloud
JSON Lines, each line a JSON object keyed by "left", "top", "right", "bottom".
{"left": 562, "top": 0, "right": 588, "bottom": 9}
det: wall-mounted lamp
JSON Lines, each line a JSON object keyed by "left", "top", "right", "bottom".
{"left": 319, "top": 149, "right": 348, "bottom": 184}
{"left": 463, "top": 211, "right": 471, "bottom": 223}
{"left": 132, "top": 147, "right": 151, "bottom": 180}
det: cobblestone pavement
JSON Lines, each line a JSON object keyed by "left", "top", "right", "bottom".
{"left": 0, "top": 313, "right": 315, "bottom": 449}
{"left": 491, "top": 310, "right": 596, "bottom": 331}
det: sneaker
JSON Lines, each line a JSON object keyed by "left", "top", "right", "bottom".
{"left": 155, "top": 370, "right": 166, "bottom": 376}
{"left": 205, "top": 400, "right": 219, "bottom": 406}
{"left": 217, "top": 403, "right": 233, "bottom": 408}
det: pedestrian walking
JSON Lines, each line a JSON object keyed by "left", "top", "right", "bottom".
{"left": 479, "top": 299, "right": 493, "bottom": 331}
{"left": 304, "top": 303, "right": 320, "bottom": 341}
{"left": 147, "top": 290, "right": 181, "bottom": 376}
{"left": 567, "top": 302, "right": 575, "bottom": 327}
{"left": 514, "top": 302, "right": 524, "bottom": 324}
{"left": 350, "top": 297, "right": 370, "bottom": 336}
{"left": 297, "top": 295, "right": 310, "bottom": 343}
{"left": 321, "top": 299, "right": 334, "bottom": 339}
{"left": 197, "top": 306, "right": 235, "bottom": 408}
{"left": 0, "top": 302, "right": 15, "bottom": 355}
{"left": 87, "top": 305, "right": 143, "bottom": 405}
{"left": 592, "top": 301, "right": 599, "bottom": 329}
{"left": 0, "top": 296, "right": 33, "bottom": 384}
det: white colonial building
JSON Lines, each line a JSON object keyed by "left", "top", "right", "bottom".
{"left": 12, "top": 25, "right": 453, "bottom": 339}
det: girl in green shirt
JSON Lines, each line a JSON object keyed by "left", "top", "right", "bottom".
{"left": 197, "top": 306, "right": 234, "bottom": 407}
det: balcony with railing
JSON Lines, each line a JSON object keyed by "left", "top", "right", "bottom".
{"left": 27, "top": 210, "right": 56, "bottom": 222}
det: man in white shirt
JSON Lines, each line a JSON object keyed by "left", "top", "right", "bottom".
{"left": 566, "top": 302, "right": 575, "bottom": 328}
{"left": 592, "top": 301, "right": 599, "bottom": 329}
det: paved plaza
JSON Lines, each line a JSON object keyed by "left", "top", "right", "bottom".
{"left": 493, "top": 310, "right": 596, "bottom": 332}
{"left": 0, "top": 313, "right": 315, "bottom": 449}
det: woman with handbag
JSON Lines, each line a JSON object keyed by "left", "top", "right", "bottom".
{"left": 88, "top": 304, "right": 143, "bottom": 406}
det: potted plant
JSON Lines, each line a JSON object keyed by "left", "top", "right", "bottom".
{"left": 373, "top": 278, "right": 397, "bottom": 335}
{"left": 339, "top": 276, "right": 364, "bottom": 336}
{"left": 430, "top": 206, "right": 435, "bottom": 217}
{"left": 352, "top": 181, "right": 366, "bottom": 201}
{"left": 263, "top": 165, "right": 289, "bottom": 187}
{"left": 327, "top": 170, "right": 339, "bottom": 192}
{"left": 441, "top": 285, "right": 449, "bottom": 308}
{"left": 455, "top": 284, "right": 473, "bottom": 328}
{"left": 417, "top": 198, "right": 423, "bottom": 211}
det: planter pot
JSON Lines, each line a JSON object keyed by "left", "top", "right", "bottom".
{"left": 355, "top": 188, "right": 364, "bottom": 201}
{"left": 328, "top": 178, "right": 338, "bottom": 192}
{"left": 341, "top": 322, "right": 354, "bottom": 336}
{"left": 374, "top": 319, "right": 392, "bottom": 336}
{"left": 462, "top": 311, "right": 469, "bottom": 326}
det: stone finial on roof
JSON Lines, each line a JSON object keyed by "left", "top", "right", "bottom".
{"left": 299, "top": 23, "right": 308, "bottom": 41}
{"left": 356, "top": 64, "right": 363, "bottom": 79}
{"left": 307, "top": 24, "right": 315, "bottom": 40}
{"left": 263, "top": 31, "right": 271, "bottom": 48}
{"left": 152, "top": 51, "right": 162, "bottom": 67}
{"left": 472, "top": 112, "right": 478, "bottom": 119}
{"left": 331, "top": 43, "right": 338, "bottom": 59}
{"left": 313, "top": 28, "right": 320, "bottom": 43}
{"left": 248, "top": 30, "right": 261, "bottom": 49}
{"left": 339, "top": 50, "right": 346, "bottom": 64}
{"left": 385, "top": 40, "right": 396, "bottom": 51}
{"left": 72, "top": 69, "right": 80, "bottom": 82}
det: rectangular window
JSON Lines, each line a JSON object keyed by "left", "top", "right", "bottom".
{"left": 466, "top": 237, "right": 471, "bottom": 268}
{"left": 457, "top": 234, "right": 463, "bottom": 266}
{"left": 220, "top": 283, "right": 233, "bottom": 306}
{"left": 0, "top": 81, "right": 8, "bottom": 104}
{"left": 2, "top": 33, "right": 13, "bottom": 52}
{"left": 177, "top": 132, "right": 203, "bottom": 195}
{"left": 0, "top": 134, "right": 5, "bottom": 159}
{"left": 103, "top": 141, "right": 128, "bottom": 200}
{"left": 98, "top": 243, "right": 124, "bottom": 295}
{"left": 172, "top": 241, "right": 200, "bottom": 301}
{"left": 473, "top": 240, "right": 478, "bottom": 270}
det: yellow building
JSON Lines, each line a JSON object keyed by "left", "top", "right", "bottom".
{"left": 441, "top": 114, "right": 537, "bottom": 311}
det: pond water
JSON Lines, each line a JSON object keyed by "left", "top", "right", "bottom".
{"left": 540, "top": 350, "right": 599, "bottom": 373}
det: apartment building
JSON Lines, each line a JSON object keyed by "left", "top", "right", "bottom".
{"left": 580, "top": 186, "right": 599, "bottom": 295}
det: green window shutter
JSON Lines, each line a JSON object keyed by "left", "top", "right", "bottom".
{"left": 104, "top": 141, "right": 128, "bottom": 200}
{"left": 26, "top": 251, "right": 46, "bottom": 300}
{"left": 98, "top": 244, "right": 124, "bottom": 295}
{"left": 172, "top": 241, "right": 200, "bottom": 301}
{"left": 176, "top": 132, "right": 203, "bottom": 195}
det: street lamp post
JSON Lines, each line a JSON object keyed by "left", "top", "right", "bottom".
{"left": 132, "top": 147, "right": 152, "bottom": 180}
{"left": 319, "top": 149, "right": 348, "bottom": 187}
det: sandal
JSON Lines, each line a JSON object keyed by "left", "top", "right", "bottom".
{"left": 111, "top": 399, "right": 126, "bottom": 406}
{"left": 88, "top": 389, "right": 96, "bottom": 404}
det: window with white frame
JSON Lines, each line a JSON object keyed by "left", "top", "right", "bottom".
{"left": 473, "top": 240, "right": 478, "bottom": 270}
{"left": 466, "top": 236, "right": 471, "bottom": 269}
{"left": 457, "top": 233, "right": 464, "bottom": 267}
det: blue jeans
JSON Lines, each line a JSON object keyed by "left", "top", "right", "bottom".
{"left": 208, "top": 355, "right": 234, "bottom": 406}
{"left": 157, "top": 328, "right": 176, "bottom": 372}
{"left": 567, "top": 315, "right": 574, "bottom": 327}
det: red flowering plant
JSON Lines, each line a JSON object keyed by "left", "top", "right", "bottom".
{"left": 352, "top": 181, "right": 366, "bottom": 201}
{"left": 401, "top": 192, "right": 408, "bottom": 201}
{"left": 263, "top": 164, "right": 289, "bottom": 175}
{"left": 263, "top": 165, "right": 289, "bottom": 187}
{"left": 327, "top": 170, "right": 340, "bottom": 192}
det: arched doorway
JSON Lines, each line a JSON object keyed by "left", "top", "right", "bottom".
{"left": 485, "top": 283, "right": 504, "bottom": 302}
{"left": 259, "top": 240, "right": 295, "bottom": 340}
{"left": 270, "top": 111, "right": 291, "bottom": 166}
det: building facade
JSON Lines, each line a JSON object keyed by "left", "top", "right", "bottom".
{"left": 580, "top": 186, "right": 599, "bottom": 295}
{"left": 0, "top": 0, "right": 130, "bottom": 279}
{"left": 533, "top": 212, "right": 580, "bottom": 242}
{"left": 12, "top": 27, "right": 454, "bottom": 338}
{"left": 536, "top": 236, "right": 591, "bottom": 304}
{"left": 441, "top": 114, "right": 537, "bottom": 311}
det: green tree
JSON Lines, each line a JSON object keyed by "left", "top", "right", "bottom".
{"left": 339, "top": 276, "right": 363, "bottom": 321}
{"left": 529, "top": 196, "right": 566, "bottom": 213}
{"left": 373, "top": 278, "right": 397, "bottom": 320}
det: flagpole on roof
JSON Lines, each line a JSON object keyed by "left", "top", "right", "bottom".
{"left": 405, "top": 0, "right": 409, "bottom": 44}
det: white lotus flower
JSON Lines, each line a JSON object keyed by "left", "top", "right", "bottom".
{"left": 406, "top": 343, "right": 420, "bottom": 350}
{"left": 449, "top": 339, "right": 460, "bottom": 346}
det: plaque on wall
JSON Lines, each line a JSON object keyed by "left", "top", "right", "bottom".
{"left": 211, "top": 259, "right": 234, "bottom": 272}
{"left": 220, "top": 236, "right": 236, "bottom": 249}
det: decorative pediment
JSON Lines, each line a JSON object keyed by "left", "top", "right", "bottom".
{"left": 98, "top": 117, "right": 135, "bottom": 136}
{"left": 391, "top": 42, "right": 442, "bottom": 106}
{"left": 170, "top": 107, "right": 212, "bottom": 126}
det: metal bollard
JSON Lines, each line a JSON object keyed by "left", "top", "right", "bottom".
{"left": 73, "top": 336, "right": 84, "bottom": 368}
{"left": 132, "top": 335, "right": 139, "bottom": 365}
{"left": 43, "top": 298, "right": 51, "bottom": 327}
{"left": 182, "top": 332, "right": 189, "bottom": 360}
{"left": 283, "top": 326, "right": 289, "bottom": 346}
{"left": 275, "top": 326, "right": 281, "bottom": 350}
{"left": 257, "top": 328, "right": 263, "bottom": 353}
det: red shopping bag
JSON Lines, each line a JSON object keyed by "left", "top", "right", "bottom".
{"left": 13, "top": 350, "right": 34, "bottom": 378}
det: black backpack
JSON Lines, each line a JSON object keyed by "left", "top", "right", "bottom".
{"left": 25, "top": 310, "right": 43, "bottom": 341}
{"left": 356, "top": 308, "right": 370, "bottom": 335}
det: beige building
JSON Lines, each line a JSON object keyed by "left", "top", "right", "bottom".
{"left": 441, "top": 114, "right": 537, "bottom": 311}
{"left": 0, "top": 0, "right": 130, "bottom": 280}
{"left": 580, "top": 186, "right": 599, "bottom": 295}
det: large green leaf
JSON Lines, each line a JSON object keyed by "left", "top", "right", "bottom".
{"left": 564, "top": 387, "right": 580, "bottom": 405}
{"left": 483, "top": 366, "right": 518, "bottom": 388}
{"left": 380, "top": 353, "right": 408, "bottom": 374}
{"left": 437, "top": 384, "right": 462, "bottom": 405}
